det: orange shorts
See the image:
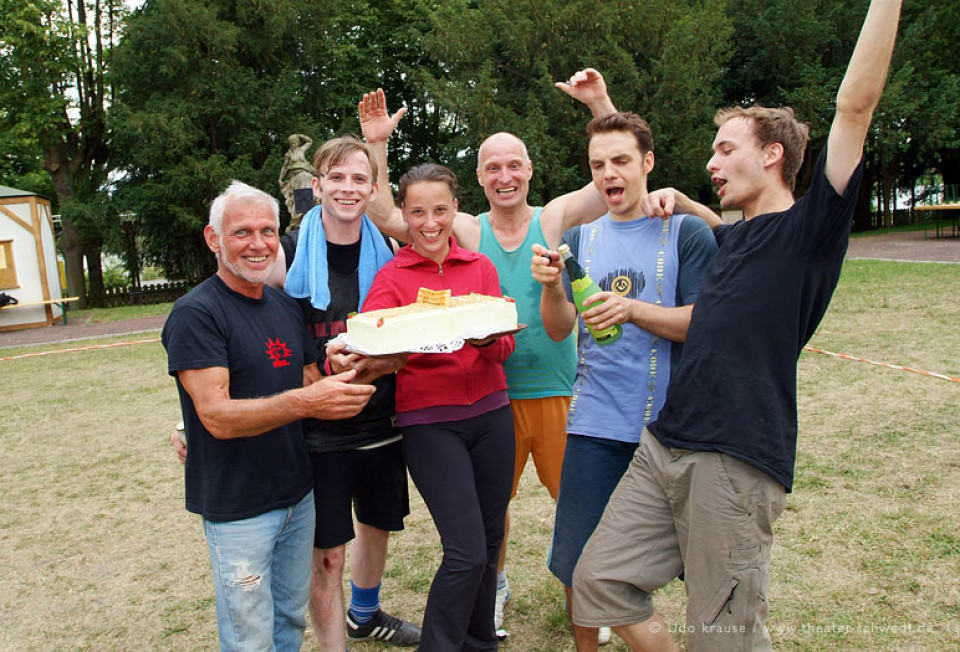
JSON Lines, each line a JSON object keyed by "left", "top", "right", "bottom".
{"left": 508, "top": 396, "right": 570, "bottom": 500}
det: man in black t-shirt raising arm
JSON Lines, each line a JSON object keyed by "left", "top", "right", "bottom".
{"left": 570, "top": 2, "right": 904, "bottom": 650}
{"left": 162, "top": 181, "right": 374, "bottom": 650}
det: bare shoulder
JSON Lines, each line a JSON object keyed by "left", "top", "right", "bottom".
{"left": 453, "top": 211, "right": 482, "bottom": 251}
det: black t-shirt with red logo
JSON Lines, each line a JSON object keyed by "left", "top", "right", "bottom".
{"left": 163, "top": 275, "right": 315, "bottom": 521}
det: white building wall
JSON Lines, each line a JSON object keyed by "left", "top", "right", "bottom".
{"left": 0, "top": 196, "right": 63, "bottom": 329}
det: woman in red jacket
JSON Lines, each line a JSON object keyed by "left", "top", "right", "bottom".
{"left": 362, "top": 164, "right": 515, "bottom": 651}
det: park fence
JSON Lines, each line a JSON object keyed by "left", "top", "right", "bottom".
{"left": 87, "top": 280, "right": 195, "bottom": 308}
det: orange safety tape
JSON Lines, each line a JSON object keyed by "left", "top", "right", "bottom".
{"left": 0, "top": 337, "right": 161, "bottom": 361}
{"left": 803, "top": 347, "right": 960, "bottom": 384}
{"left": 4, "top": 339, "right": 957, "bottom": 387}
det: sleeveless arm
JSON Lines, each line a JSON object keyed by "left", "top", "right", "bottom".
{"left": 825, "top": 0, "right": 902, "bottom": 195}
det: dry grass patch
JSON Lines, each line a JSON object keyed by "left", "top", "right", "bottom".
{"left": 1, "top": 260, "right": 959, "bottom": 650}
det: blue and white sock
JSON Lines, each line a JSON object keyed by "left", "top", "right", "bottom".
{"left": 348, "top": 580, "right": 381, "bottom": 625}
{"left": 497, "top": 570, "right": 509, "bottom": 593}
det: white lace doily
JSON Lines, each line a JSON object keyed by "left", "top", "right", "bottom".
{"left": 330, "top": 326, "right": 509, "bottom": 357}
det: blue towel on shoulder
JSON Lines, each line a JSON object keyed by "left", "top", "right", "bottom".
{"left": 284, "top": 205, "right": 393, "bottom": 310}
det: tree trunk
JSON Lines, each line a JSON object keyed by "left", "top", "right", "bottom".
{"left": 60, "top": 219, "right": 88, "bottom": 308}
{"left": 122, "top": 221, "right": 141, "bottom": 288}
{"left": 86, "top": 245, "right": 105, "bottom": 298}
{"left": 910, "top": 181, "right": 916, "bottom": 224}
{"left": 853, "top": 175, "right": 874, "bottom": 232}
{"left": 940, "top": 148, "right": 960, "bottom": 190}
{"left": 881, "top": 164, "right": 897, "bottom": 228}
{"left": 45, "top": 146, "right": 92, "bottom": 309}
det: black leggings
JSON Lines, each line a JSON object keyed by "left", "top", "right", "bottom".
{"left": 403, "top": 406, "right": 515, "bottom": 651}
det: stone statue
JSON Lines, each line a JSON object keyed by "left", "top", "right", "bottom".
{"left": 279, "top": 134, "right": 316, "bottom": 230}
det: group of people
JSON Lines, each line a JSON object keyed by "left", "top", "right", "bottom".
{"left": 163, "top": 1, "right": 902, "bottom": 649}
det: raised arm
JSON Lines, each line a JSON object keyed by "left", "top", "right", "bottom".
{"left": 359, "top": 88, "right": 481, "bottom": 248}
{"left": 540, "top": 68, "right": 619, "bottom": 246}
{"left": 555, "top": 67, "right": 617, "bottom": 118}
{"left": 359, "top": 89, "right": 410, "bottom": 242}
{"left": 826, "top": 0, "right": 903, "bottom": 194}
{"left": 539, "top": 184, "right": 609, "bottom": 248}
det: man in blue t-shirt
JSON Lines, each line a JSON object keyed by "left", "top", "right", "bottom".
{"left": 532, "top": 112, "right": 717, "bottom": 651}
{"left": 571, "top": 3, "right": 904, "bottom": 650}
{"left": 162, "top": 181, "right": 375, "bottom": 650}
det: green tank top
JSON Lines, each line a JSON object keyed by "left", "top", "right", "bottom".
{"left": 478, "top": 209, "right": 576, "bottom": 398}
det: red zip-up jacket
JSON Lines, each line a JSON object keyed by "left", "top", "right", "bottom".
{"left": 360, "top": 238, "right": 515, "bottom": 414}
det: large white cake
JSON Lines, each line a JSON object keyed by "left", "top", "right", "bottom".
{"left": 347, "top": 290, "right": 517, "bottom": 355}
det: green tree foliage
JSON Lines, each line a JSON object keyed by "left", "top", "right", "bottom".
{"left": 415, "top": 0, "right": 731, "bottom": 210}
{"left": 854, "top": 0, "right": 960, "bottom": 227}
{"left": 111, "top": 0, "right": 444, "bottom": 279}
{"left": 72, "top": 0, "right": 960, "bottom": 272}
{"left": 722, "top": 0, "right": 960, "bottom": 230}
{"left": 891, "top": 1, "right": 960, "bottom": 191}
{"left": 0, "top": 128, "right": 56, "bottom": 202}
{"left": 721, "top": 0, "right": 864, "bottom": 202}
{"left": 112, "top": 0, "right": 314, "bottom": 279}
{"left": 0, "top": 0, "right": 126, "bottom": 305}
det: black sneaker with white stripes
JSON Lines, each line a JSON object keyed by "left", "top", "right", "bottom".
{"left": 346, "top": 609, "right": 421, "bottom": 647}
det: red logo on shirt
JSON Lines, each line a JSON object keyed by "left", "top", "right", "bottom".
{"left": 266, "top": 338, "right": 292, "bottom": 368}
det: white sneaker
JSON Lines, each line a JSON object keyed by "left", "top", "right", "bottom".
{"left": 598, "top": 626, "right": 612, "bottom": 645}
{"left": 494, "top": 584, "right": 511, "bottom": 630}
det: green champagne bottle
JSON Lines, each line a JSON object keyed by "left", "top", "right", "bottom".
{"left": 557, "top": 244, "right": 622, "bottom": 346}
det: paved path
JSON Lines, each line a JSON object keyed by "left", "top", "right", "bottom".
{"left": 846, "top": 229, "right": 960, "bottom": 263}
{"left": 1, "top": 230, "right": 956, "bottom": 350}
{"left": 0, "top": 315, "right": 166, "bottom": 350}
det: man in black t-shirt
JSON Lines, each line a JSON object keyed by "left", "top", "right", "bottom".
{"left": 163, "top": 181, "right": 374, "bottom": 650}
{"left": 570, "top": 3, "right": 904, "bottom": 650}
{"left": 270, "top": 136, "right": 421, "bottom": 648}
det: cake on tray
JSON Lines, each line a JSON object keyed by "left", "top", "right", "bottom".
{"left": 346, "top": 288, "right": 518, "bottom": 355}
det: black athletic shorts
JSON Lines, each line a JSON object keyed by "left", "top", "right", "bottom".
{"left": 309, "top": 439, "right": 409, "bottom": 549}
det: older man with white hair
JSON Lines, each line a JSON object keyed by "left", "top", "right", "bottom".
{"left": 162, "top": 180, "right": 375, "bottom": 650}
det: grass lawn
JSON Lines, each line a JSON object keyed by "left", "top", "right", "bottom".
{"left": 66, "top": 301, "right": 174, "bottom": 324}
{"left": 849, "top": 223, "right": 928, "bottom": 238}
{"left": 1, "top": 260, "right": 958, "bottom": 650}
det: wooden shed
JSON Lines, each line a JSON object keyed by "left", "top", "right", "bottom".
{"left": 0, "top": 185, "right": 65, "bottom": 331}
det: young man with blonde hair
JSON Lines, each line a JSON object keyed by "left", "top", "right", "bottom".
{"left": 273, "top": 135, "right": 421, "bottom": 648}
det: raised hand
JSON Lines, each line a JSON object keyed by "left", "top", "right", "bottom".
{"left": 642, "top": 187, "right": 723, "bottom": 228}
{"left": 359, "top": 88, "right": 407, "bottom": 144}
{"left": 555, "top": 68, "right": 613, "bottom": 115}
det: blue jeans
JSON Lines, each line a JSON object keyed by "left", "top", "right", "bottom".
{"left": 203, "top": 491, "right": 315, "bottom": 651}
{"left": 548, "top": 434, "right": 637, "bottom": 587}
